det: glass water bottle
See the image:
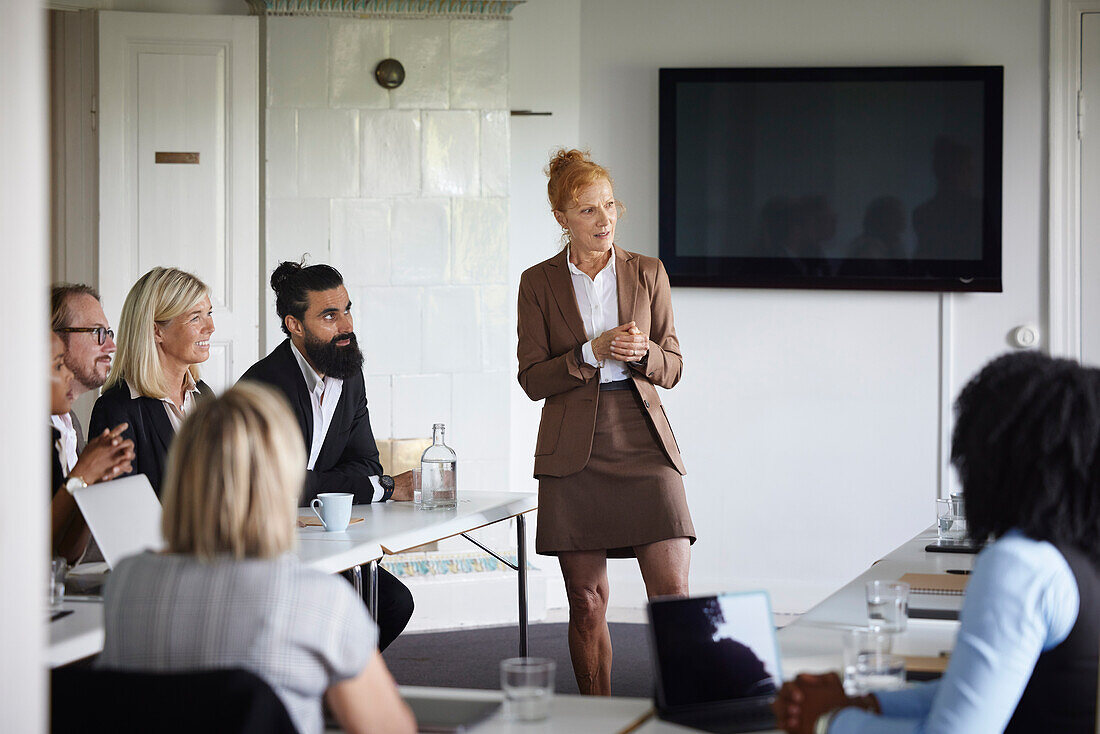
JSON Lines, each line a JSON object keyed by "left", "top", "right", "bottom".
{"left": 419, "top": 423, "right": 457, "bottom": 510}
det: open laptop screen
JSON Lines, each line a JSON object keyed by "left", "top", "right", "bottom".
{"left": 648, "top": 592, "right": 782, "bottom": 709}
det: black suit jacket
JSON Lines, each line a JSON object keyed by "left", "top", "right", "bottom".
{"left": 50, "top": 413, "right": 87, "bottom": 497}
{"left": 239, "top": 339, "right": 383, "bottom": 506}
{"left": 70, "top": 411, "right": 87, "bottom": 453}
{"left": 51, "top": 427, "right": 64, "bottom": 499}
{"left": 88, "top": 378, "right": 215, "bottom": 496}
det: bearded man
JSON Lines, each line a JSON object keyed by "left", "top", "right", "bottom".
{"left": 240, "top": 260, "right": 414, "bottom": 649}
{"left": 50, "top": 283, "right": 117, "bottom": 454}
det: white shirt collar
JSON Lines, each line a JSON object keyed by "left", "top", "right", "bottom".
{"left": 52, "top": 412, "right": 75, "bottom": 434}
{"left": 127, "top": 371, "right": 200, "bottom": 402}
{"left": 566, "top": 246, "right": 616, "bottom": 278}
{"left": 290, "top": 339, "right": 334, "bottom": 396}
{"left": 51, "top": 413, "right": 79, "bottom": 475}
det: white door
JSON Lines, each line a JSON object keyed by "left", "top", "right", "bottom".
{"left": 98, "top": 11, "right": 258, "bottom": 393}
{"left": 1082, "top": 13, "right": 1100, "bottom": 363}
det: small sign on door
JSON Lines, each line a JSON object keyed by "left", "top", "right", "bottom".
{"left": 155, "top": 152, "right": 200, "bottom": 164}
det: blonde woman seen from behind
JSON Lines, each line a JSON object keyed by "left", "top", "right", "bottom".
{"left": 96, "top": 382, "right": 416, "bottom": 734}
{"left": 89, "top": 267, "right": 215, "bottom": 495}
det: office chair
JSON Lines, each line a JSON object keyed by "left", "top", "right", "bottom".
{"left": 51, "top": 667, "right": 298, "bottom": 734}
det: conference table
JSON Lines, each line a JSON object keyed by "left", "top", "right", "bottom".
{"left": 776, "top": 525, "right": 972, "bottom": 677}
{"left": 391, "top": 523, "right": 970, "bottom": 734}
{"left": 48, "top": 490, "right": 538, "bottom": 667}
{"left": 300, "top": 490, "right": 539, "bottom": 655}
{"left": 53, "top": 520, "right": 969, "bottom": 732}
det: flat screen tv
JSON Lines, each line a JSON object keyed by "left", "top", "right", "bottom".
{"left": 658, "top": 66, "right": 1003, "bottom": 291}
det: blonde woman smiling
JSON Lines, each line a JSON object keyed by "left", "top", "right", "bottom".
{"left": 90, "top": 267, "right": 215, "bottom": 495}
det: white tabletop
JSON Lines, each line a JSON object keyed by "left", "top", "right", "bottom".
{"left": 296, "top": 491, "right": 536, "bottom": 573}
{"left": 392, "top": 687, "right": 656, "bottom": 734}
{"left": 635, "top": 718, "right": 782, "bottom": 733}
{"left": 47, "top": 600, "right": 104, "bottom": 668}
{"left": 50, "top": 491, "right": 539, "bottom": 667}
{"left": 777, "top": 524, "right": 974, "bottom": 676}
{"left": 795, "top": 525, "right": 974, "bottom": 628}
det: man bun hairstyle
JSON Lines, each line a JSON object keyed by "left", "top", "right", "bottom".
{"left": 951, "top": 351, "right": 1100, "bottom": 562}
{"left": 270, "top": 259, "right": 345, "bottom": 337}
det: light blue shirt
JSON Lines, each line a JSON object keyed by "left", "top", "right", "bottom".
{"left": 831, "top": 530, "right": 1080, "bottom": 734}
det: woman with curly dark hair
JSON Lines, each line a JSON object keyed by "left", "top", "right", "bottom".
{"left": 773, "top": 351, "right": 1100, "bottom": 734}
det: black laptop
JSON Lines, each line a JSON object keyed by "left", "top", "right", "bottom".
{"left": 647, "top": 591, "right": 782, "bottom": 733}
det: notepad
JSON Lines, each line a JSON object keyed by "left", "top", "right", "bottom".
{"left": 297, "top": 516, "right": 365, "bottom": 528}
{"left": 901, "top": 654, "right": 950, "bottom": 674}
{"left": 898, "top": 573, "right": 969, "bottom": 595}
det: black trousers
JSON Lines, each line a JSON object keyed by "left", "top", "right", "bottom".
{"left": 344, "top": 565, "right": 414, "bottom": 651}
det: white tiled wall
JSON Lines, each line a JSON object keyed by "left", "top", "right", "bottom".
{"left": 265, "top": 17, "right": 512, "bottom": 528}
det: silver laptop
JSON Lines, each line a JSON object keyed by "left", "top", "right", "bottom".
{"left": 71, "top": 474, "right": 165, "bottom": 569}
{"left": 647, "top": 591, "right": 782, "bottom": 733}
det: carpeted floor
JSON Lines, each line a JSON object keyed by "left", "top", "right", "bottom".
{"left": 382, "top": 622, "right": 654, "bottom": 698}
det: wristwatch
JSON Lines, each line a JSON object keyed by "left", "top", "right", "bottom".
{"left": 379, "top": 474, "right": 395, "bottom": 502}
{"left": 63, "top": 475, "right": 87, "bottom": 495}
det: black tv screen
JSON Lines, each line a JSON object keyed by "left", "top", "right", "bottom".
{"left": 658, "top": 66, "right": 1003, "bottom": 291}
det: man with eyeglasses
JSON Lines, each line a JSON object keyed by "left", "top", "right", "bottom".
{"left": 49, "top": 284, "right": 116, "bottom": 452}
{"left": 50, "top": 283, "right": 125, "bottom": 563}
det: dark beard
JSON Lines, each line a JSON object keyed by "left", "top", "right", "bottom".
{"left": 303, "top": 330, "right": 364, "bottom": 380}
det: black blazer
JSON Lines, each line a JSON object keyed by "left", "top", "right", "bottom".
{"left": 239, "top": 339, "right": 383, "bottom": 506}
{"left": 88, "top": 378, "right": 215, "bottom": 496}
{"left": 51, "top": 428, "right": 65, "bottom": 499}
{"left": 70, "top": 411, "right": 87, "bottom": 453}
{"left": 50, "top": 412, "right": 86, "bottom": 497}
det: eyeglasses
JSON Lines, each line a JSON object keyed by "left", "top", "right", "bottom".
{"left": 55, "top": 326, "right": 115, "bottom": 345}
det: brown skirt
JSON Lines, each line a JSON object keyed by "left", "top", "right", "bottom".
{"left": 535, "top": 388, "right": 696, "bottom": 558}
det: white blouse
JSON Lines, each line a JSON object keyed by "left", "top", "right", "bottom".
{"left": 127, "top": 371, "right": 201, "bottom": 432}
{"left": 566, "top": 248, "right": 629, "bottom": 384}
{"left": 51, "top": 413, "right": 79, "bottom": 475}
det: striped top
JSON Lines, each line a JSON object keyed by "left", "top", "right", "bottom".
{"left": 98, "top": 552, "right": 376, "bottom": 734}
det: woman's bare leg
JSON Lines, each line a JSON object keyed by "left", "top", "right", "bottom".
{"left": 558, "top": 550, "right": 612, "bottom": 695}
{"left": 635, "top": 537, "right": 691, "bottom": 599}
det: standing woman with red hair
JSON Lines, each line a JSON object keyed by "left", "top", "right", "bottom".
{"left": 517, "top": 149, "right": 695, "bottom": 694}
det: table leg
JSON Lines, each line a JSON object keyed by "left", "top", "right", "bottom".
{"left": 351, "top": 564, "right": 362, "bottom": 597}
{"left": 517, "top": 513, "right": 529, "bottom": 657}
{"left": 368, "top": 559, "right": 379, "bottom": 624}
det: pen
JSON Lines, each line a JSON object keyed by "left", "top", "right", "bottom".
{"left": 618, "top": 707, "right": 654, "bottom": 734}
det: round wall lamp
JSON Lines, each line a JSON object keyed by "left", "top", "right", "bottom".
{"left": 375, "top": 59, "right": 406, "bottom": 89}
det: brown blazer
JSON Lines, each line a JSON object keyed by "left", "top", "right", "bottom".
{"left": 517, "top": 245, "right": 685, "bottom": 478}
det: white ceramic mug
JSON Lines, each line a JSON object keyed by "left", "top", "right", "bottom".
{"left": 310, "top": 492, "right": 354, "bottom": 532}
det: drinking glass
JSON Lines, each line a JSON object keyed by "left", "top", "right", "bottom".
{"left": 852, "top": 652, "right": 906, "bottom": 695}
{"left": 936, "top": 497, "right": 968, "bottom": 542}
{"left": 411, "top": 467, "right": 422, "bottom": 506}
{"left": 865, "top": 580, "right": 909, "bottom": 632}
{"left": 49, "top": 557, "right": 67, "bottom": 611}
{"left": 500, "top": 657, "right": 555, "bottom": 721}
{"left": 842, "top": 628, "right": 894, "bottom": 695}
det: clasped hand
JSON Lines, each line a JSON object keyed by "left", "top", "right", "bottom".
{"left": 772, "top": 672, "right": 879, "bottom": 734}
{"left": 592, "top": 321, "right": 648, "bottom": 364}
{"left": 70, "top": 423, "right": 135, "bottom": 484}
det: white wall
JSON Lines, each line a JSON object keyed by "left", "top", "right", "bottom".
{"left": 265, "top": 16, "right": 513, "bottom": 499}
{"left": 507, "top": 0, "right": 581, "bottom": 524}
{"left": 0, "top": 0, "right": 49, "bottom": 730}
{"left": 510, "top": 0, "right": 1047, "bottom": 612}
